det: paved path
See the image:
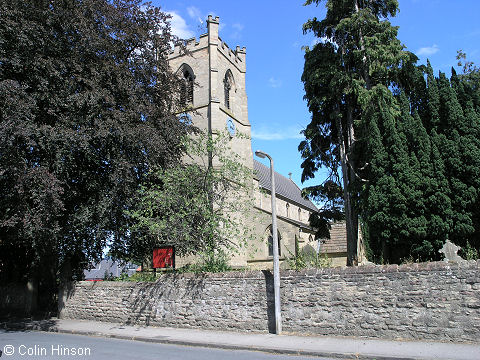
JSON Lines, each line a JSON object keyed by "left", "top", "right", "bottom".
{"left": 2, "top": 319, "right": 479, "bottom": 360}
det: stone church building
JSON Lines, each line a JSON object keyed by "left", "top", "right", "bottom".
{"left": 168, "top": 16, "right": 349, "bottom": 268}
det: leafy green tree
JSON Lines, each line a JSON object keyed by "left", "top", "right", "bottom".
{"left": 117, "top": 131, "right": 255, "bottom": 269}
{"left": 457, "top": 50, "right": 480, "bottom": 77}
{"left": 0, "top": 0, "right": 188, "bottom": 310}
{"left": 301, "top": 0, "right": 411, "bottom": 265}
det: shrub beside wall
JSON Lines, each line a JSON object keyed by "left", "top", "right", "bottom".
{"left": 60, "top": 261, "right": 480, "bottom": 342}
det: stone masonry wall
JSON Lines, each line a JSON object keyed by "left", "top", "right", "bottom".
{"left": 61, "top": 261, "right": 480, "bottom": 342}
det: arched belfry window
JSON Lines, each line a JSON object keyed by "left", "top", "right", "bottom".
{"left": 178, "top": 64, "right": 194, "bottom": 106}
{"left": 224, "top": 70, "right": 234, "bottom": 109}
{"left": 266, "top": 225, "right": 281, "bottom": 257}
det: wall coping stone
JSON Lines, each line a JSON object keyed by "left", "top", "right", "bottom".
{"left": 72, "top": 261, "right": 479, "bottom": 287}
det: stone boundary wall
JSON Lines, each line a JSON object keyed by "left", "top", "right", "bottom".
{"left": 61, "top": 261, "right": 480, "bottom": 342}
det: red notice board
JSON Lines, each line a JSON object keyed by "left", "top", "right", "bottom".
{"left": 153, "top": 247, "right": 175, "bottom": 269}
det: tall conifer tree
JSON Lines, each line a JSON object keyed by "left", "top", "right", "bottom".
{"left": 436, "top": 72, "right": 478, "bottom": 245}
{"left": 301, "top": 0, "right": 412, "bottom": 265}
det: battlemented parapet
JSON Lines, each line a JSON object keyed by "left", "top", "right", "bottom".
{"left": 169, "top": 16, "right": 246, "bottom": 73}
{"left": 169, "top": 34, "right": 208, "bottom": 58}
{"left": 217, "top": 38, "right": 246, "bottom": 73}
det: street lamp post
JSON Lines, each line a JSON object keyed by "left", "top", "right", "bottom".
{"left": 255, "top": 150, "right": 282, "bottom": 335}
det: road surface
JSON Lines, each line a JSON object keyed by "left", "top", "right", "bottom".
{"left": 0, "top": 330, "right": 334, "bottom": 360}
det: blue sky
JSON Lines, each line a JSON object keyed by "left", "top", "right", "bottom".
{"left": 158, "top": 0, "right": 480, "bottom": 193}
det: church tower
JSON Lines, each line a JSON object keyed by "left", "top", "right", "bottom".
{"left": 168, "top": 16, "right": 253, "bottom": 267}
{"left": 168, "top": 15, "right": 253, "bottom": 171}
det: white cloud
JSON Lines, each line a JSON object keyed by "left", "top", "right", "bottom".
{"left": 230, "top": 23, "right": 244, "bottom": 39}
{"left": 268, "top": 77, "right": 282, "bottom": 88}
{"left": 232, "top": 23, "right": 244, "bottom": 31}
{"left": 167, "top": 11, "right": 194, "bottom": 39}
{"left": 187, "top": 6, "right": 203, "bottom": 25}
{"left": 252, "top": 126, "right": 304, "bottom": 141}
{"left": 186, "top": 8, "right": 223, "bottom": 33}
{"left": 416, "top": 44, "right": 440, "bottom": 56}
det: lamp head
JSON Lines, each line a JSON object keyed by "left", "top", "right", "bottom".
{"left": 255, "top": 150, "right": 267, "bottom": 159}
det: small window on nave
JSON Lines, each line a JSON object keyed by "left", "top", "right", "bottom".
{"left": 267, "top": 225, "right": 282, "bottom": 257}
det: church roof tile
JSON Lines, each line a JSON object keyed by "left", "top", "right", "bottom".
{"left": 254, "top": 160, "right": 318, "bottom": 212}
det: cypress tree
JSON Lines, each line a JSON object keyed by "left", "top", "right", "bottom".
{"left": 399, "top": 92, "right": 448, "bottom": 260}
{"left": 426, "top": 60, "right": 441, "bottom": 132}
{"left": 436, "top": 72, "right": 477, "bottom": 246}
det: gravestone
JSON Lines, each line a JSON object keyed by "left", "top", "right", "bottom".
{"left": 439, "top": 240, "right": 466, "bottom": 263}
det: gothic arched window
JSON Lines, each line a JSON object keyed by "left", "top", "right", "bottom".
{"left": 266, "top": 225, "right": 281, "bottom": 257}
{"left": 179, "top": 64, "right": 194, "bottom": 107}
{"left": 224, "top": 70, "right": 234, "bottom": 109}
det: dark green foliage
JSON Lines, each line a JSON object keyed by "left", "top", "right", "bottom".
{"left": 302, "top": 180, "right": 344, "bottom": 240}
{"left": 302, "top": 1, "right": 480, "bottom": 263}
{"left": 0, "top": 0, "right": 188, "bottom": 309}
{"left": 119, "top": 131, "right": 254, "bottom": 266}
{"left": 179, "top": 250, "right": 232, "bottom": 273}
{"left": 435, "top": 69, "right": 480, "bottom": 252}
{"left": 301, "top": 0, "right": 412, "bottom": 265}
{"left": 358, "top": 65, "right": 480, "bottom": 263}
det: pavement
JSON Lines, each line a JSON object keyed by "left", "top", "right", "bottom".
{"left": 1, "top": 318, "right": 479, "bottom": 360}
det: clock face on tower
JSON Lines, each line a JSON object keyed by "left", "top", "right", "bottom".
{"left": 226, "top": 118, "right": 236, "bottom": 137}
